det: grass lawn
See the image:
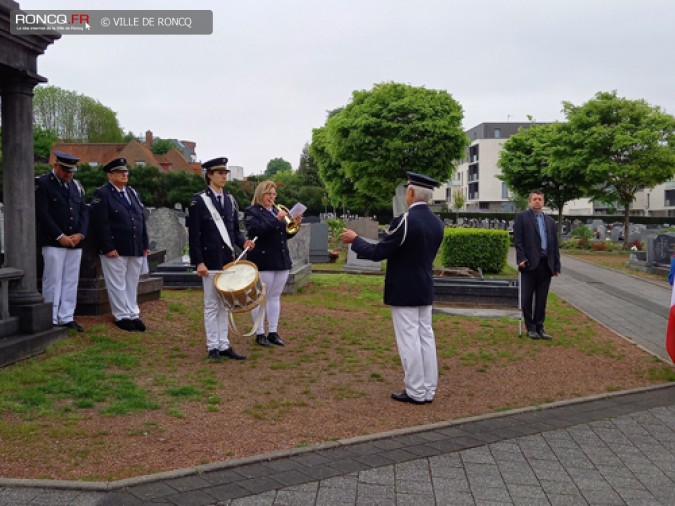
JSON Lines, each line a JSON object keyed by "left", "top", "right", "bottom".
{"left": 0, "top": 272, "right": 673, "bottom": 480}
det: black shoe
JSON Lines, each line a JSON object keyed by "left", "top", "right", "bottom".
{"left": 527, "top": 330, "right": 541, "bottom": 340}
{"left": 391, "top": 391, "right": 426, "bottom": 405}
{"left": 132, "top": 319, "right": 146, "bottom": 332}
{"left": 267, "top": 332, "right": 284, "bottom": 346}
{"left": 114, "top": 319, "right": 136, "bottom": 331}
{"left": 208, "top": 349, "right": 222, "bottom": 361}
{"left": 537, "top": 330, "right": 553, "bottom": 340}
{"left": 256, "top": 334, "right": 271, "bottom": 347}
{"left": 63, "top": 321, "right": 84, "bottom": 332}
{"left": 221, "top": 347, "right": 247, "bottom": 360}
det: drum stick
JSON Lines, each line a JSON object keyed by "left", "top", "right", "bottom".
{"left": 234, "top": 236, "right": 258, "bottom": 264}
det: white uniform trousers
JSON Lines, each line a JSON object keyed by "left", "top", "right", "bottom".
{"left": 252, "top": 270, "right": 289, "bottom": 334}
{"left": 41, "top": 246, "right": 82, "bottom": 325}
{"left": 391, "top": 305, "right": 438, "bottom": 403}
{"left": 100, "top": 255, "right": 143, "bottom": 321}
{"left": 202, "top": 272, "right": 231, "bottom": 351}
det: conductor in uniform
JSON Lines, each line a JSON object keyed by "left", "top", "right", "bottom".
{"left": 340, "top": 172, "right": 444, "bottom": 405}
{"left": 35, "top": 151, "right": 89, "bottom": 332}
{"left": 90, "top": 158, "right": 150, "bottom": 332}
{"left": 188, "top": 157, "right": 256, "bottom": 361}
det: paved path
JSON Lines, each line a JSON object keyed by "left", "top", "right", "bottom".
{"left": 551, "top": 254, "right": 670, "bottom": 361}
{"left": 1, "top": 256, "right": 674, "bottom": 506}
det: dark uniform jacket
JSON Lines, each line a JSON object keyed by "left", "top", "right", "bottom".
{"left": 513, "top": 208, "right": 561, "bottom": 274}
{"left": 352, "top": 203, "right": 444, "bottom": 306}
{"left": 90, "top": 183, "right": 149, "bottom": 256}
{"left": 188, "top": 187, "right": 247, "bottom": 270}
{"left": 35, "top": 172, "right": 89, "bottom": 248}
{"left": 243, "top": 204, "right": 294, "bottom": 271}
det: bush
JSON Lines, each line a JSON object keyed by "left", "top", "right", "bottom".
{"left": 571, "top": 225, "right": 593, "bottom": 242}
{"left": 440, "top": 228, "right": 509, "bottom": 274}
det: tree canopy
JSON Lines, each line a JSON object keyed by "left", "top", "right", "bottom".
{"left": 264, "top": 157, "right": 292, "bottom": 178}
{"left": 498, "top": 122, "right": 590, "bottom": 238}
{"left": 562, "top": 91, "right": 675, "bottom": 236}
{"left": 33, "top": 85, "right": 124, "bottom": 143}
{"left": 311, "top": 82, "right": 468, "bottom": 212}
{"left": 500, "top": 91, "right": 675, "bottom": 243}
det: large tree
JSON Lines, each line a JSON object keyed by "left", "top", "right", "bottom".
{"left": 562, "top": 91, "right": 675, "bottom": 242}
{"left": 296, "top": 143, "right": 323, "bottom": 187}
{"left": 33, "top": 85, "right": 124, "bottom": 143}
{"left": 311, "top": 82, "right": 468, "bottom": 211}
{"left": 264, "top": 157, "right": 292, "bottom": 178}
{"left": 310, "top": 120, "right": 372, "bottom": 215}
{"left": 498, "top": 122, "right": 590, "bottom": 239}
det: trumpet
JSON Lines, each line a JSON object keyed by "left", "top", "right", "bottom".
{"left": 274, "top": 204, "right": 301, "bottom": 235}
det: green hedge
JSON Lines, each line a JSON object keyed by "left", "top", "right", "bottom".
{"left": 440, "top": 228, "right": 510, "bottom": 274}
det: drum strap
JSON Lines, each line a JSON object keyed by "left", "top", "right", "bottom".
{"left": 201, "top": 193, "right": 233, "bottom": 250}
{"left": 227, "top": 285, "right": 267, "bottom": 337}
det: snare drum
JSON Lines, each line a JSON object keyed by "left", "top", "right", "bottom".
{"left": 214, "top": 260, "right": 265, "bottom": 313}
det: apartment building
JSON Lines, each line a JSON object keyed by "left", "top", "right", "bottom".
{"left": 435, "top": 122, "right": 546, "bottom": 212}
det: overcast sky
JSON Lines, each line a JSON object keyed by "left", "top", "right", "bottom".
{"left": 19, "top": 0, "right": 675, "bottom": 176}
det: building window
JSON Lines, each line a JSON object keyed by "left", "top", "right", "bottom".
{"left": 88, "top": 162, "right": 98, "bottom": 167}
{"left": 494, "top": 128, "right": 501, "bottom": 138}
{"left": 666, "top": 189, "right": 675, "bottom": 207}
{"left": 501, "top": 182, "right": 509, "bottom": 199}
{"left": 135, "top": 161, "right": 146, "bottom": 167}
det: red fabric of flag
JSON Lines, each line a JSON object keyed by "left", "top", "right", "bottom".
{"left": 667, "top": 304, "right": 675, "bottom": 363}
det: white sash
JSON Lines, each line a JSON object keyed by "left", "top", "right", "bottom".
{"left": 200, "top": 193, "right": 233, "bottom": 250}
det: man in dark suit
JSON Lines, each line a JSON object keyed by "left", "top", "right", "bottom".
{"left": 188, "top": 157, "right": 256, "bottom": 361}
{"left": 35, "top": 151, "right": 89, "bottom": 332}
{"left": 513, "top": 191, "right": 561, "bottom": 340}
{"left": 340, "top": 172, "right": 444, "bottom": 405}
{"left": 90, "top": 158, "right": 150, "bottom": 332}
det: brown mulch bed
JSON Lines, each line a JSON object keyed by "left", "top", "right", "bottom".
{"left": 0, "top": 284, "right": 672, "bottom": 481}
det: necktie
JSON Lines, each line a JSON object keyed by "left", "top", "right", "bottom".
{"left": 120, "top": 190, "right": 130, "bottom": 205}
{"left": 537, "top": 214, "right": 547, "bottom": 253}
{"left": 216, "top": 194, "right": 223, "bottom": 210}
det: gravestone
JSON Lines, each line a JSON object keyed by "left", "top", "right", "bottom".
{"left": 652, "top": 232, "right": 675, "bottom": 266}
{"left": 284, "top": 223, "right": 311, "bottom": 293}
{"left": 596, "top": 224, "right": 606, "bottom": 240}
{"left": 343, "top": 238, "right": 382, "bottom": 273}
{"left": 147, "top": 207, "right": 188, "bottom": 262}
{"left": 392, "top": 183, "right": 408, "bottom": 217}
{"left": 610, "top": 226, "right": 622, "bottom": 242}
{"left": 347, "top": 217, "right": 379, "bottom": 240}
{"left": 309, "top": 222, "right": 330, "bottom": 263}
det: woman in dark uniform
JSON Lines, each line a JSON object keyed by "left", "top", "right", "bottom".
{"left": 244, "top": 181, "right": 302, "bottom": 347}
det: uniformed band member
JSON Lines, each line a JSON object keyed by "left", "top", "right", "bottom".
{"left": 188, "top": 157, "right": 256, "bottom": 361}
{"left": 340, "top": 172, "right": 444, "bottom": 405}
{"left": 244, "top": 180, "right": 302, "bottom": 347}
{"left": 90, "top": 158, "right": 150, "bottom": 332}
{"left": 35, "top": 151, "right": 89, "bottom": 332}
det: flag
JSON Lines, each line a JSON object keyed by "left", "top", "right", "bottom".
{"left": 667, "top": 258, "right": 675, "bottom": 363}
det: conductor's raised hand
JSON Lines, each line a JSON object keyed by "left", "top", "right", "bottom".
{"left": 244, "top": 239, "right": 256, "bottom": 250}
{"left": 339, "top": 228, "right": 357, "bottom": 244}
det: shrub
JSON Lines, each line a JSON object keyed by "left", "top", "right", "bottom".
{"left": 591, "top": 241, "right": 607, "bottom": 251}
{"left": 440, "top": 228, "right": 509, "bottom": 274}
{"left": 571, "top": 225, "right": 593, "bottom": 242}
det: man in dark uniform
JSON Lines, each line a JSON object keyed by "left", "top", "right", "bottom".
{"left": 340, "top": 172, "right": 444, "bottom": 405}
{"left": 90, "top": 158, "right": 150, "bottom": 332}
{"left": 513, "top": 191, "right": 561, "bottom": 340}
{"left": 35, "top": 151, "right": 89, "bottom": 332}
{"left": 188, "top": 157, "right": 256, "bottom": 361}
